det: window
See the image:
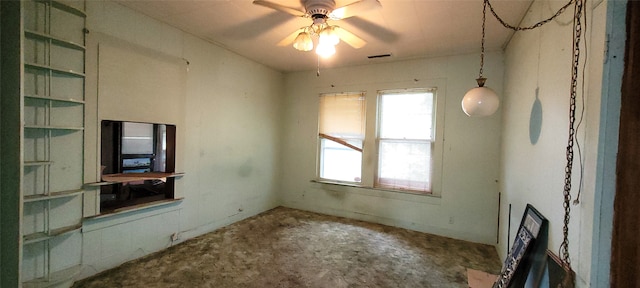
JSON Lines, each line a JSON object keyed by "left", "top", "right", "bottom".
{"left": 317, "top": 88, "right": 439, "bottom": 194}
{"left": 376, "top": 90, "right": 435, "bottom": 193}
{"left": 100, "top": 120, "right": 177, "bottom": 213}
{"left": 318, "top": 92, "right": 366, "bottom": 183}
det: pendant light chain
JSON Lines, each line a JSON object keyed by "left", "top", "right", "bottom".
{"left": 482, "top": 0, "right": 582, "bottom": 280}
{"left": 479, "top": 0, "right": 487, "bottom": 79}
{"left": 484, "top": 0, "right": 575, "bottom": 31}
{"left": 559, "top": 0, "right": 583, "bottom": 276}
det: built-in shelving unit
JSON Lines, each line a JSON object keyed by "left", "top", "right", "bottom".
{"left": 21, "top": 0, "right": 86, "bottom": 286}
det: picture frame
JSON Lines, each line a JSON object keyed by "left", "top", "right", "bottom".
{"left": 520, "top": 204, "right": 545, "bottom": 239}
{"left": 494, "top": 204, "right": 548, "bottom": 288}
{"left": 546, "top": 250, "right": 575, "bottom": 288}
{"left": 493, "top": 226, "right": 534, "bottom": 288}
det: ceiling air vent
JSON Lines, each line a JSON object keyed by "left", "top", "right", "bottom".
{"left": 367, "top": 53, "right": 392, "bottom": 59}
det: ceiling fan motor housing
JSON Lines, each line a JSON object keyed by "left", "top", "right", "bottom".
{"left": 303, "top": 0, "right": 336, "bottom": 17}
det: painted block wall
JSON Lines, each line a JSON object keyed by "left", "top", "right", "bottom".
{"left": 78, "top": 1, "right": 283, "bottom": 279}
{"left": 499, "top": 0, "right": 609, "bottom": 286}
{"left": 280, "top": 52, "right": 505, "bottom": 245}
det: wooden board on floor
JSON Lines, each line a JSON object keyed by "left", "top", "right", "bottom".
{"left": 467, "top": 268, "right": 497, "bottom": 288}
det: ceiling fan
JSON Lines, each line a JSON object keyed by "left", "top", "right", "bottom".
{"left": 253, "top": 0, "right": 382, "bottom": 57}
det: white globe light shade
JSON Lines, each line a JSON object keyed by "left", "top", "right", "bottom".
{"left": 461, "top": 86, "right": 499, "bottom": 117}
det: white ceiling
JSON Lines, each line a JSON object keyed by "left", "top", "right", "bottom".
{"left": 115, "top": 0, "right": 533, "bottom": 72}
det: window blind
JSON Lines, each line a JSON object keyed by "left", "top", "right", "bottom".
{"left": 319, "top": 92, "right": 366, "bottom": 139}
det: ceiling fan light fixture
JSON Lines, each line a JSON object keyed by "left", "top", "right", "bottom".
{"left": 254, "top": 0, "right": 379, "bottom": 65}
{"left": 293, "top": 32, "right": 313, "bottom": 51}
{"left": 315, "top": 41, "right": 336, "bottom": 58}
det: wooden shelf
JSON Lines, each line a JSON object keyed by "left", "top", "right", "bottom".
{"left": 22, "top": 264, "right": 81, "bottom": 288}
{"left": 25, "top": 29, "right": 85, "bottom": 50}
{"left": 24, "top": 161, "right": 54, "bottom": 167}
{"left": 23, "top": 223, "right": 82, "bottom": 245}
{"left": 24, "top": 94, "right": 84, "bottom": 104}
{"left": 25, "top": 62, "right": 84, "bottom": 77}
{"left": 34, "top": 0, "right": 86, "bottom": 17}
{"left": 85, "top": 172, "right": 185, "bottom": 186}
{"left": 24, "top": 125, "right": 84, "bottom": 131}
{"left": 23, "top": 189, "right": 83, "bottom": 203}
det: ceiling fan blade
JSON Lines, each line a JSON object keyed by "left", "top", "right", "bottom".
{"left": 222, "top": 12, "right": 291, "bottom": 40}
{"left": 277, "top": 29, "right": 305, "bottom": 47}
{"left": 343, "top": 17, "right": 399, "bottom": 43}
{"left": 333, "top": 26, "right": 366, "bottom": 49}
{"left": 329, "top": 0, "right": 381, "bottom": 20}
{"left": 253, "top": 0, "right": 306, "bottom": 17}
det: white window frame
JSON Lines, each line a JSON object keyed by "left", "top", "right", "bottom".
{"left": 316, "top": 86, "right": 444, "bottom": 196}
{"left": 375, "top": 89, "right": 436, "bottom": 193}
{"left": 316, "top": 92, "right": 366, "bottom": 184}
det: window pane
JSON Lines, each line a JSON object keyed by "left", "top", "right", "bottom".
{"left": 379, "top": 92, "right": 433, "bottom": 140}
{"left": 320, "top": 139, "right": 362, "bottom": 182}
{"left": 122, "top": 122, "right": 154, "bottom": 154}
{"left": 377, "top": 141, "right": 431, "bottom": 192}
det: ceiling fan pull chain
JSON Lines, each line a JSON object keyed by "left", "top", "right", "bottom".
{"left": 317, "top": 54, "right": 321, "bottom": 77}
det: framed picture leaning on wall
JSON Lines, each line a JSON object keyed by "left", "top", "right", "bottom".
{"left": 493, "top": 204, "right": 547, "bottom": 288}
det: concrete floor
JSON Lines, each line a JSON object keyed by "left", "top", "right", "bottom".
{"left": 73, "top": 207, "right": 502, "bottom": 287}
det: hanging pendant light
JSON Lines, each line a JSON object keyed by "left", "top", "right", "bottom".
{"left": 462, "top": 0, "right": 499, "bottom": 117}
{"left": 462, "top": 77, "right": 499, "bottom": 117}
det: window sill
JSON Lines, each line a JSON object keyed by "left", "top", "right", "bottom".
{"left": 310, "top": 180, "right": 441, "bottom": 205}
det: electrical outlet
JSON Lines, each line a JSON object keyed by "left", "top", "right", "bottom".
{"left": 171, "top": 232, "right": 180, "bottom": 242}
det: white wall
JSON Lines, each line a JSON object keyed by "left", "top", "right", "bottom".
{"left": 499, "top": 0, "right": 608, "bottom": 286}
{"left": 79, "top": 1, "right": 283, "bottom": 279}
{"left": 69, "top": 0, "right": 618, "bottom": 284}
{"left": 280, "top": 52, "right": 504, "bottom": 245}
